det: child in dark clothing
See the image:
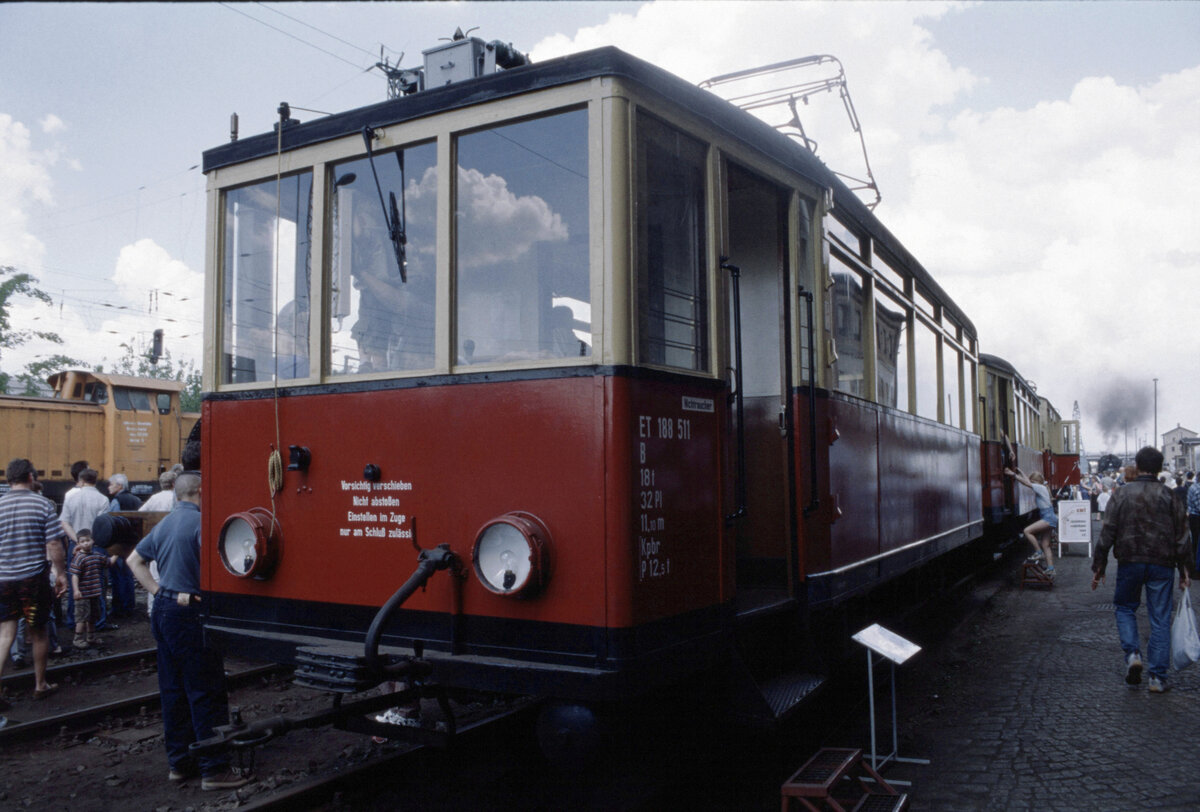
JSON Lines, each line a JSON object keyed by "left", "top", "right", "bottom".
{"left": 69, "top": 530, "right": 107, "bottom": 648}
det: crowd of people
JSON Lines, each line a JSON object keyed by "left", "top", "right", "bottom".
{"left": 0, "top": 456, "right": 249, "bottom": 790}
{"left": 1009, "top": 447, "right": 1195, "bottom": 694}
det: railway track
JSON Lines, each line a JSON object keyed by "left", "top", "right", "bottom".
{"left": 0, "top": 648, "right": 285, "bottom": 745}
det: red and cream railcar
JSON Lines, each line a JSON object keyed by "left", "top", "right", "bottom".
{"left": 977, "top": 354, "right": 1048, "bottom": 534}
{"left": 199, "top": 39, "right": 987, "bottom": 723}
{"left": 1039, "top": 395, "right": 1082, "bottom": 492}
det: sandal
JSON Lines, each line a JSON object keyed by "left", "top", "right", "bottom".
{"left": 33, "top": 683, "right": 59, "bottom": 700}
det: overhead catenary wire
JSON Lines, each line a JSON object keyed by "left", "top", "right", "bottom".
{"left": 218, "top": 2, "right": 372, "bottom": 73}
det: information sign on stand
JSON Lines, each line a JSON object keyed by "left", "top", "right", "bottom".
{"left": 851, "top": 623, "right": 930, "bottom": 782}
{"left": 1057, "top": 499, "right": 1092, "bottom": 558}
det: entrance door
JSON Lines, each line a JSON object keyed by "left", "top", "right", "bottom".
{"left": 725, "top": 164, "right": 794, "bottom": 590}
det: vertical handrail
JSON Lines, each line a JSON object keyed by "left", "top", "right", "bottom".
{"left": 799, "top": 286, "right": 820, "bottom": 517}
{"left": 723, "top": 257, "right": 747, "bottom": 524}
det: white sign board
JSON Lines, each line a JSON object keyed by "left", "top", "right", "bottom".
{"left": 1057, "top": 499, "right": 1091, "bottom": 543}
{"left": 852, "top": 623, "right": 921, "bottom": 665}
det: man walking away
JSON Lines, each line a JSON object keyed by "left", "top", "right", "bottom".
{"left": 126, "top": 473, "right": 250, "bottom": 790}
{"left": 1092, "top": 446, "right": 1192, "bottom": 693}
{"left": 0, "top": 459, "right": 68, "bottom": 707}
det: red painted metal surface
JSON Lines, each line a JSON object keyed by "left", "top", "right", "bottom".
{"left": 793, "top": 390, "right": 981, "bottom": 591}
{"left": 201, "top": 374, "right": 724, "bottom": 634}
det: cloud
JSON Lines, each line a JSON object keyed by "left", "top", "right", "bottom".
{"left": 6, "top": 238, "right": 203, "bottom": 374}
{"left": 0, "top": 114, "right": 55, "bottom": 270}
{"left": 891, "top": 65, "right": 1200, "bottom": 450}
{"left": 531, "top": 1, "right": 1200, "bottom": 454}
{"left": 40, "top": 114, "right": 66, "bottom": 135}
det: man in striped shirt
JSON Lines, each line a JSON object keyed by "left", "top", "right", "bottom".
{"left": 0, "top": 458, "right": 68, "bottom": 705}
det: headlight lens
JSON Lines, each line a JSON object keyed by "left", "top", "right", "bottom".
{"left": 472, "top": 512, "right": 550, "bottom": 597}
{"left": 218, "top": 508, "right": 279, "bottom": 579}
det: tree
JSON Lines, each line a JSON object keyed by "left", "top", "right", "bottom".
{"left": 0, "top": 265, "right": 68, "bottom": 392}
{"left": 13, "top": 354, "right": 86, "bottom": 396}
{"left": 99, "top": 341, "right": 202, "bottom": 412}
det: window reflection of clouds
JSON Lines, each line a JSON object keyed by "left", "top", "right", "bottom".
{"left": 456, "top": 167, "right": 568, "bottom": 268}
{"left": 455, "top": 110, "right": 590, "bottom": 364}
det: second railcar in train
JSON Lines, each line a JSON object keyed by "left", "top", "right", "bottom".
{"left": 196, "top": 35, "right": 1057, "bottom": 737}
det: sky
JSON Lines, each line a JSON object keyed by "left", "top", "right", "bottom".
{"left": 1, "top": 1, "right": 1198, "bottom": 457}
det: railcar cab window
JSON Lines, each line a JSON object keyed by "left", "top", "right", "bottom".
{"left": 455, "top": 109, "right": 591, "bottom": 365}
{"left": 636, "top": 114, "right": 708, "bottom": 372}
{"left": 329, "top": 144, "right": 437, "bottom": 376}
{"left": 156, "top": 393, "right": 171, "bottom": 415}
{"left": 220, "top": 173, "right": 313, "bottom": 384}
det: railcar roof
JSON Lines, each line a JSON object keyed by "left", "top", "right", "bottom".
{"left": 203, "top": 45, "right": 976, "bottom": 338}
{"left": 978, "top": 353, "right": 1037, "bottom": 394}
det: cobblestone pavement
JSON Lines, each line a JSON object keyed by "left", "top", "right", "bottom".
{"left": 886, "top": 548, "right": 1200, "bottom": 811}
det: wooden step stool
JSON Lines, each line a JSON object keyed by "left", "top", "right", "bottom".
{"left": 780, "top": 747, "right": 904, "bottom": 811}
{"left": 1020, "top": 561, "right": 1054, "bottom": 589}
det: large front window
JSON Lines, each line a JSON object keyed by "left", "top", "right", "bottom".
{"left": 329, "top": 143, "right": 437, "bottom": 375}
{"left": 221, "top": 173, "right": 313, "bottom": 384}
{"left": 455, "top": 109, "right": 591, "bottom": 364}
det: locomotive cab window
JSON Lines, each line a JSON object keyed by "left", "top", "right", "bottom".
{"left": 113, "top": 387, "right": 151, "bottom": 412}
{"left": 84, "top": 383, "right": 107, "bottom": 404}
{"left": 220, "top": 172, "right": 313, "bottom": 384}
{"left": 156, "top": 393, "right": 171, "bottom": 415}
{"left": 329, "top": 143, "right": 437, "bottom": 376}
{"left": 454, "top": 109, "right": 591, "bottom": 365}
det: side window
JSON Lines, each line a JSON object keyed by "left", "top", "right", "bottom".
{"left": 455, "top": 109, "right": 591, "bottom": 365}
{"left": 636, "top": 114, "right": 708, "bottom": 371}
{"left": 156, "top": 393, "right": 171, "bottom": 415}
{"left": 943, "top": 345, "right": 961, "bottom": 428}
{"left": 221, "top": 173, "right": 313, "bottom": 384}
{"left": 113, "top": 387, "right": 132, "bottom": 411}
{"left": 914, "top": 319, "right": 939, "bottom": 421}
{"left": 830, "top": 254, "right": 866, "bottom": 397}
{"left": 330, "top": 143, "right": 437, "bottom": 376}
{"left": 875, "top": 292, "right": 908, "bottom": 410}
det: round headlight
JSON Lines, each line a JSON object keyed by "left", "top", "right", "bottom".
{"left": 219, "top": 508, "right": 280, "bottom": 579}
{"left": 472, "top": 512, "right": 550, "bottom": 597}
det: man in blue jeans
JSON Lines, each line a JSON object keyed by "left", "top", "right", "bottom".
{"left": 1092, "top": 446, "right": 1192, "bottom": 693}
{"left": 126, "top": 472, "right": 251, "bottom": 790}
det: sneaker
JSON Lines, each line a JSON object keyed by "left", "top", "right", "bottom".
{"left": 168, "top": 765, "right": 198, "bottom": 782}
{"left": 1043, "top": 566, "right": 1055, "bottom": 578}
{"left": 1125, "top": 652, "right": 1143, "bottom": 685}
{"left": 201, "top": 768, "right": 251, "bottom": 791}
{"left": 1148, "top": 675, "right": 1169, "bottom": 693}
{"left": 1027, "top": 551, "right": 1044, "bottom": 562}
